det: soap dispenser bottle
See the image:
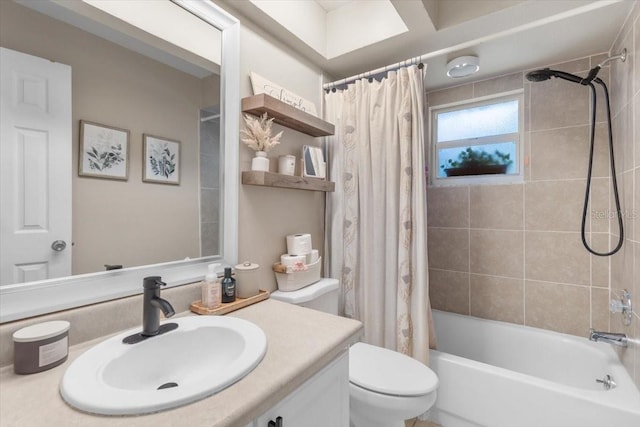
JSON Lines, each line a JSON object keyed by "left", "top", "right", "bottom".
{"left": 221, "top": 267, "right": 236, "bottom": 303}
{"left": 202, "top": 263, "right": 221, "bottom": 309}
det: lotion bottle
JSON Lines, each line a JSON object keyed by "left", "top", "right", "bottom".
{"left": 202, "top": 263, "right": 221, "bottom": 309}
{"left": 221, "top": 267, "right": 236, "bottom": 303}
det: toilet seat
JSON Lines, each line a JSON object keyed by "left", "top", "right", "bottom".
{"left": 349, "top": 342, "right": 438, "bottom": 397}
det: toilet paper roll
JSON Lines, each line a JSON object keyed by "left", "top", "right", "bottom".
{"left": 286, "top": 234, "right": 312, "bottom": 256}
{"left": 306, "top": 249, "right": 319, "bottom": 264}
{"left": 280, "top": 254, "right": 306, "bottom": 267}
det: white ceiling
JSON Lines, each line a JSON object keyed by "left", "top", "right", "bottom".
{"left": 315, "top": 0, "right": 351, "bottom": 12}
{"left": 220, "top": 0, "right": 635, "bottom": 90}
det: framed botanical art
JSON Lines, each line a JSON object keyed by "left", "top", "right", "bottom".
{"left": 79, "top": 120, "right": 129, "bottom": 180}
{"left": 143, "top": 134, "right": 180, "bottom": 185}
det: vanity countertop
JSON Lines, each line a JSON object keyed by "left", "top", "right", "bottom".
{"left": 0, "top": 299, "right": 363, "bottom": 427}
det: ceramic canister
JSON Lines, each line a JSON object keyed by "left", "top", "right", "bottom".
{"left": 278, "top": 155, "right": 296, "bottom": 176}
{"left": 13, "top": 320, "right": 70, "bottom": 374}
{"left": 234, "top": 262, "right": 260, "bottom": 299}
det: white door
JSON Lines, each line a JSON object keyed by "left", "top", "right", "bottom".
{"left": 0, "top": 47, "right": 72, "bottom": 286}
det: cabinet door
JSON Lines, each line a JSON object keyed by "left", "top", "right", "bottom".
{"left": 255, "top": 351, "right": 349, "bottom": 427}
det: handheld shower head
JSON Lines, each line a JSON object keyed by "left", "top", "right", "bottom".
{"left": 525, "top": 68, "right": 553, "bottom": 82}
{"left": 526, "top": 68, "right": 583, "bottom": 84}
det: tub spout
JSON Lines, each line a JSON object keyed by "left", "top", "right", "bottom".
{"left": 588, "top": 329, "right": 628, "bottom": 347}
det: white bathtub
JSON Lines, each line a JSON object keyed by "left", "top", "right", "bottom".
{"left": 428, "top": 310, "right": 640, "bottom": 427}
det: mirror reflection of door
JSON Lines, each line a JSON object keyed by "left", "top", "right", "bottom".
{"left": 0, "top": 47, "right": 72, "bottom": 286}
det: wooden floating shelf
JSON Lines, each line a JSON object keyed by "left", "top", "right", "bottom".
{"left": 242, "top": 171, "right": 335, "bottom": 192}
{"left": 242, "top": 94, "right": 335, "bottom": 137}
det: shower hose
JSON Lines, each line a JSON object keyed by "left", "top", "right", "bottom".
{"left": 582, "top": 78, "right": 624, "bottom": 256}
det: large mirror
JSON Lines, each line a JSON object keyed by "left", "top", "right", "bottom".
{"left": 0, "top": 0, "right": 240, "bottom": 322}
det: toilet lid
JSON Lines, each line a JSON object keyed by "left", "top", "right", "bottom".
{"left": 270, "top": 278, "right": 339, "bottom": 304}
{"left": 349, "top": 342, "right": 438, "bottom": 397}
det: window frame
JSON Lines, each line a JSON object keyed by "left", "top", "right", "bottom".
{"left": 429, "top": 90, "right": 524, "bottom": 187}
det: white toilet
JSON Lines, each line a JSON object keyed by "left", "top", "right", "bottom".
{"left": 271, "top": 278, "right": 438, "bottom": 427}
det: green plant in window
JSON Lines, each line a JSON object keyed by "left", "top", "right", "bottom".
{"left": 442, "top": 147, "right": 513, "bottom": 169}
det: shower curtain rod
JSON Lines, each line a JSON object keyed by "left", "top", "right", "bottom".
{"left": 323, "top": 54, "right": 427, "bottom": 91}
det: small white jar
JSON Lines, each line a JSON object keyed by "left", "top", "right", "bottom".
{"left": 278, "top": 155, "right": 296, "bottom": 176}
{"left": 234, "top": 262, "right": 260, "bottom": 298}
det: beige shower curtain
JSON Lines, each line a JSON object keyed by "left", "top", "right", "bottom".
{"left": 324, "top": 65, "right": 436, "bottom": 364}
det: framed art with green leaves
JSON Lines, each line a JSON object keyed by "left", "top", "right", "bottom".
{"left": 79, "top": 120, "right": 129, "bottom": 180}
{"left": 143, "top": 134, "right": 180, "bottom": 185}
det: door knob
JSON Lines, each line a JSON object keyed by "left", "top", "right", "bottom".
{"left": 51, "top": 240, "right": 67, "bottom": 251}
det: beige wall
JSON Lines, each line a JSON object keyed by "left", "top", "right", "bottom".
{"left": 217, "top": 1, "right": 327, "bottom": 291}
{"left": 0, "top": 1, "right": 326, "bottom": 356}
{"left": 609, "top": 0, "right": 640, "bottom": 389}
{"left": 0, "top": 1, "right": 214, "bottom": 274}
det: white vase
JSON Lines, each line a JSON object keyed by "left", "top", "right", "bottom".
{"left": 251, "top": 151, "right": 269, "bottom": 172}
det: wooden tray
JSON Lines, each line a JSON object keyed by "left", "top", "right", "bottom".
{"left": 190, "top": 289, "right": 269, "bottom": 315}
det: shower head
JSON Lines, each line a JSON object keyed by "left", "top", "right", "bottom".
{"left": 525, "top": 68, "right": 553, "bottom": 82}
{"left": 526, "top": 68, "right": 583, "bottom": 84}
{"left": 524, "top": 50, "right": 627, "bottom": 84}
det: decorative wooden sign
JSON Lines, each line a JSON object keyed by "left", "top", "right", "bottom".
{"left": 250, "top": 72, "right": 318, "bottom": 116}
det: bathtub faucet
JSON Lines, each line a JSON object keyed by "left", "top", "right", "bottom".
{"left": 588, "top": 329, "right": 628, "bottom": 347}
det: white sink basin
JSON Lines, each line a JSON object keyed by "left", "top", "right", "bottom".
{"left": 60, "top": 316, "right": 267, "bottom": 415}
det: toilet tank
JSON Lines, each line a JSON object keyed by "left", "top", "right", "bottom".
{"left": 270, "top": 278, "right": 339, "bottom": 315}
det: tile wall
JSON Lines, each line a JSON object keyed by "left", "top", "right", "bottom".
{"left": 428, "top": 55, "right": 612, "bottom": 336}
{"left": 199, "top": 110, "right": 220, "bottom": 256}
{"left": 609, "top": 0, "right": 639, "bottom": 388}
{"left": 427, "top": 1, "right": 639, "bottom": 387}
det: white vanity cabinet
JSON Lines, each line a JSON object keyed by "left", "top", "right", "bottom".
{"left": 253, "top": 351, "right": 349, "bottom": 427}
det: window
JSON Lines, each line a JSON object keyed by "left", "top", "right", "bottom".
{"left": 430, "top": 91, "right": 523, "bottom": 185}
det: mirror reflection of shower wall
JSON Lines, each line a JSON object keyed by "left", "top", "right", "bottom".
{"left": 199, "top": 109, "right": 221, "bottom": 256}
{"left": 0, "top": 0, "right": 222, "bottom": 281}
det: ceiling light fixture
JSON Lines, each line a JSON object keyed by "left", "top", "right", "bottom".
{"left": 446, "top": 55, "right": 480, "bottom": 78}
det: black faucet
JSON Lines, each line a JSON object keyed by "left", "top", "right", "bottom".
{"left": 142, "top": 276, "right": 175, "bottom": 336}
{"left": 123, "top": 276, "right": 177, "bottom": 344}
